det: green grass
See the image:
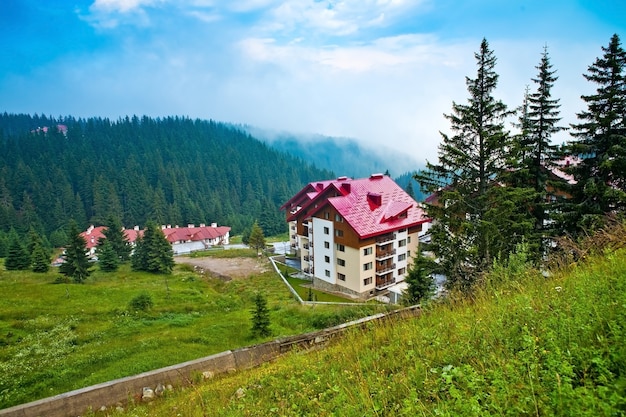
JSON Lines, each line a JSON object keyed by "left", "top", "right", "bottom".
{"left": 114, "top": 248, "right": 626, "bottom": 416}
{"left": 285, "top": 275, "right": 361, "bottom": 303}
{"left": 0, "top": 260, "right": 386, "bottom": 409}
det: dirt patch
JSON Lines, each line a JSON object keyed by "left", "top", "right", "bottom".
{"left": 176, "top": 256, "right": 270, "bottom": 280}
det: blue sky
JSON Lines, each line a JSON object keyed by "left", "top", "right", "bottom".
{"left": 1, "top": 1, "right": 624, "bottom": 167}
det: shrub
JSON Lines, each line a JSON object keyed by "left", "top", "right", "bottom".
{"left": 129, "top": 293, "right": 154, "bottom": 312}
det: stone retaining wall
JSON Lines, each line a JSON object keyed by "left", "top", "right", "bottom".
{"left": 0, "top": 306, "right": 420, "bottom": 417}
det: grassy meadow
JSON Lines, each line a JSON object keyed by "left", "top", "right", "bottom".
{"left": 112, "top": 248, "right": 626, "bottom": 416}
{"left": 0, "top": 252, "right": 386, "bottom": 409}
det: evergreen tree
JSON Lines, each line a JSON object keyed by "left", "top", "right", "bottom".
{"left": 402, "top": 247, "right": 436, "bottom": 306}
{"left": 5, "top": 228, "right": 31, "bottom": 270}
{"left": 0, "top": 231, "right": 8, "bottom": 258}
{"left": 59, "top": 221, "right": 92, "bottom": 283}
{"left": 131, "top": 221, "right": 174, "bottom": 274}
{"left": 415, "top": 39, "right": 525, "bottom": 290}
{"left": 511, "top": 47, "right": 566, "bottom": 256}
{"left": 248, "top": 221, "right": 266, "bottom": 255}
{"left": 99, "top": 215, "right": 131, "bottom": 262}
{"left": 31, "top": 241, "right": 51, "bottom": 273}
{"left": 405, "top": 180, "right": 416, "bottom": 200}
{"left": 97, "top": 239, "right": 119, "bottom": 272}
{"left": 566, "top": 34, "right": 626, "bottom": 233}
{"left": 250, "top": 292, "right": 271, "bottom": 337}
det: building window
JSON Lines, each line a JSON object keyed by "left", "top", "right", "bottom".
{"left": 364, "top": 277, "right": 372, "bottom": 286}
{"left": 337, "top": 258, "right": 345, "bottom": 266}
{"left": 363, "top": 262, "right": 373, "bottom": 271}
{"left": 335, "top": 214, "right": 343, "bottom": 222}
{"left": 335, "top": 229, "right": 344, "bottom": 237}
{"left": 337, "top": 244, "right": 345, "bottom": 252}
{"left": 325, "top": 269, "right": 330, "bottom": 277}
{"left": 324, "top": 211, "right": 330, "bottom": 219}
{"left": 408, "top": 236, "right": 411, "bottom": 243}
{"left": 324, "top": 241, "right": 330, "bottom": 249}
{"left": 363, "top": 247, "right": 372, "bottom": 256}
{"left": 398, "top": 253, "right": 406, "bottom": 261}
{"left": 338, "top": 273, "right": 346, "bottom": 281}
{"left": 324, "top": 227, "right": 329, "bottom": 235}
{"left": 325, "top": 255, "right": 330, "bottom": 263}
{"left": 398, "top": 267, "right": 406, "bottom": 275}
{"left": 399, "top": 228, "right": 406, "bottom": 233}
{"left": 398, "top": 239, "right": 407, "bottom": 247}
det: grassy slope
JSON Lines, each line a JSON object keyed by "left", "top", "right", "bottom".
{"left": 0, "top": 256, "right": 386, "bottom": 409}
{"left": 119, "top": 249, "right": 626, "bottom": 416}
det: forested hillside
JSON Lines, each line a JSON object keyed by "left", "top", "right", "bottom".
{"left": 0, "top": 114, "right": 334, "bottom": 244}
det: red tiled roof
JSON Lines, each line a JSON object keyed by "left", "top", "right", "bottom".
{"left": 80, "top": 225, "right": 143, "bottom": 250}
{"left": 292, "top": 175, "right": 429, "bottom": 239}
{"left": 161, "top": 225, "right": 231, "bottom": 243}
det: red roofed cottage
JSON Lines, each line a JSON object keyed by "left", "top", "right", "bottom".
{"left": 282, "top": 174, "right": 430, "bottom": 300}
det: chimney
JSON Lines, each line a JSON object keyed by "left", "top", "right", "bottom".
{"left": 188, "top": 224, "right": 194, "bottom": 228}
{"left": 200, "top": 223, "right": 206, "bottom": 228}
{"left": 211, "top": 223, "right": 217, "bottom": 227}
{"left": 134, "top": 225, "right": 139, "bottom": 231}
{"left": 341, "top": 183, "right": 351, "bottom": 194}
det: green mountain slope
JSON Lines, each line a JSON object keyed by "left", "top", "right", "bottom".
{"left": 121, "top": 248, "right": 626, "bottom": 416}
{"left": 0, "top": 113, "right": 333, "bottom": 239}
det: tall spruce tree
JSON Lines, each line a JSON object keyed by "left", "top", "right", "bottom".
{"left": 512, "top": 47, "right": 566, "bottom": 255}
{"left": 402, "top": 246, "right": 436, "bottom": 306}
{"left": 566, "top": 34, "right": 626, "bottom": 233}
{"left": 59, "top": 222, "right": 92, "bottom": 283}
{"left": 97, "top": 239, "right": 119, "bottom": 272}
{"left": 131, "top": 221, "right": 174, "bottom": 274}
{"left": 31, "top": 241, "right": 51, "bottom": 273}
{"left": 415, "top": 38, "right": 529, "bottom": 290}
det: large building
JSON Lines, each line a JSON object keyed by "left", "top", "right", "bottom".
{"left": 282, "top": 174, "right": 430, "bottom": 299}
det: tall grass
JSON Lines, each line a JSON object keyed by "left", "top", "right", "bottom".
{"left": 117, "top": 248, "right": 626, "bottom": 416}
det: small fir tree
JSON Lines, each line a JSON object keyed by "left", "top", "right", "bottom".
{"left": 131, "top": 221, "right": 174, "bottom": 274}
{"left": 97, "top": 239, "right": 119, "bottom": 272}
{"left": 402, "top": 248, "right": 436, "bottom": 306}
{"left": 5, "top": 228, "right": 31, "bottom": 270}
{"left": 59, "top": 221, "right": 92, "bottom": 283}
{"left": 251, "top": 293, "right": 271, "bottom": 337}
{"left": 248, "top": 221, "right": 266, "bottom": 255}
{"left": 99, "top": 215, "right": 131, "bottom": 262}
{"left": 31, "top": 241, "right": 51, "bottom": 273}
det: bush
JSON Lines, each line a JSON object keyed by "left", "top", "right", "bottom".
{"left": 129, "top": 293, "right": 154, "bottom": 312}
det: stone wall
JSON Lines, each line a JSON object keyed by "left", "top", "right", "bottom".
{"left": 0, "top": 306, "right": 420, "bottom": 417}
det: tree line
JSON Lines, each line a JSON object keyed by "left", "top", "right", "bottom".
{"left": 0, "top": 115, "right": 333, "bottom": 254}
{"left": 409, "top": 34, "right": 626, "bottom": 296}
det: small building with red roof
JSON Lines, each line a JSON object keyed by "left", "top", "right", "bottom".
{"left": 81, "top": 225, "right": 143, "bottom": 257}
{"left": 282, "top": 174, "right": 430, "bottom": 299}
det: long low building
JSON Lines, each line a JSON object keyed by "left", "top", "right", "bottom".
{"left": 282, "top": 174, "right": 430, "bottom": 300}
{"left": 81, "top": 223, "right": 230, "bottom": 256}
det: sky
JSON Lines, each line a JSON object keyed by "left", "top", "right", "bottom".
{"left": 1, "top": 1, "right": 625, "bottom": 166}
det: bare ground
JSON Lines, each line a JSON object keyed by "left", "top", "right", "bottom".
{"left": 175, "top": 256, "right": 270, "bottom": 280}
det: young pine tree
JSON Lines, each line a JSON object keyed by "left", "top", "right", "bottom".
{"left": 131, "top": 221, "right": 174, "bottom": 274}
{"left": 250, "top": 292, "right": 271, "bottom": 338}
{"left": 97, "top": 239, "right": 119, "bottom": 272}
{"left": 59, "top": 222, "right": 92, "bottom": 283}
{"left": 5, "top": 228, "right": 31, "bottom": 270}
{"left": 248, "top": 221, "right": 266, "bottom": 256}
{"left": 402, "top": 248, "right": 436, "bottom": 306}
{"left": 99, "top": 215, "right": 131, "bottom": 262}
{"left": 31, "top": 241, "right": 51, "bottom": 273}
{"left": 565, "top": 34, "right": 626, "bottom": 234}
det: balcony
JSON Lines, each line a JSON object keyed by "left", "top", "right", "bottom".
{"left": 376, "top": 276, "right": 396, "bottom": 290}
{"left": 376, "top": 233, "right": 396, "bottom": 245}
{"left": 304, "top": 255, "right": 314, "bottom": 262}
{"left": 303, "top": 243, "right": 310, "bottom": 250}
{"left": 375, "top": 248, "right": 396, "bottom": 260}
{"left": 375, "top": 263, "right": 396, "bottom": 275}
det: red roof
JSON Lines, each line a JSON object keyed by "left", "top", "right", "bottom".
{"left": 80, "top": 226, "right": 142, "bottom": 250}
{"left": 161, "top": 225, "right": 231, "bottom": 243}
{"left": 287, "top": 175, "right": 429, "bottom": 239}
